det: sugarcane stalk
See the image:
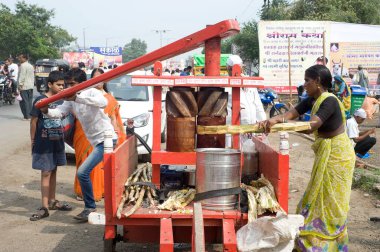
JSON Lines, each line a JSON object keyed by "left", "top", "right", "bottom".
{"left": 123, "top": 187, "right": 146, "bottom": 217}
{"left": 146, "top": 190, "right": 156, "bottom": 207}
{"left": 180, "top": 189, "right": 196, "bottom": 207}
{"left": 131, "top": 186, "right": 141, "bottom": 202}
{"left": 129, "top": 186, "right": 135, "bottom": 201}
{"left": 125, "top": 165, "right": 145, "bottom": 186}
{"left": 116, "top": 192, "right": 129, "bottom": 219}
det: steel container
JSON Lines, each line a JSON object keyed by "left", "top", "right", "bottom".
{"left": 196, "top": 148, "right": 241, "bottom": 210}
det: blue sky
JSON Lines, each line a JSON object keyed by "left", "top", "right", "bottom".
{"left": 4, "top": 0, "right": 264, "bottom": 54}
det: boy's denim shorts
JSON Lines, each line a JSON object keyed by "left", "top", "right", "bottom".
{"left": 32, "top": 151, "right": 66, "bottom": 171}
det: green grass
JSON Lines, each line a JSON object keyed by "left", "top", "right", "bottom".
{"left": 373, "top": 169, "right": 380, "bottom": 176}
{"left": 352, "top": 170, "right": 380, "bottom": 199}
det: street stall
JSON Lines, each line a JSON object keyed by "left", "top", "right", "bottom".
{"left": 36, "top": 19, "right": 296, "bottom": 252}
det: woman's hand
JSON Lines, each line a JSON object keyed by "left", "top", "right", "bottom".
{"left": 258, "top": 117, "right": 278, "bottom": 133}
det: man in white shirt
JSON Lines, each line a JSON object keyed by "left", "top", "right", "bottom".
{"left": 18, "top": 54, "right": 35, "bottom": 120}
{"left": 4, "top": 57, "right": 19, "bottom": 96}
{"left": 225, "top": 55, "right": 266, "bottom": 147}
{"left": 346, "top": 108, "right": 376, "bottom": 158}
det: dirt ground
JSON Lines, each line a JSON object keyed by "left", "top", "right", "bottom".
{"left": 0, "top": 120, "right": 379, "bottom": 251}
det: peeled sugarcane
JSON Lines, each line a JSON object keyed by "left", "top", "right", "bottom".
{"left": 141, "top": 163, "right": 155, "bottom": 207}
{"left": 116, "top": 163, "right": 157, "bottom": 219}
{"left": 123, "top": 187, "right": 146, "bottom": 218}
{"left": 158, "top": 188, "right": 196, "bottom": 211}
{"left": 241, "top": 175, "right": 285, "bottom": 222}
{"left": 197, "top": 122, "right": 311, "bottom": 135}
{"left": 241, "top": 184, "right": 258, "bottom": 222}
{"left": 116, "top": 192, "right": 129, "bottom": 219}
{"left": 256, "top": 186, "right": 283, "bottom": 215}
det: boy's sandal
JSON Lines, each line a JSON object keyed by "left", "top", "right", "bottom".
{"left": 49, "top": 200, "right": 73, "bottom": 211}
{"left": 30, "top": 207, "right": 49, "bottom": 221}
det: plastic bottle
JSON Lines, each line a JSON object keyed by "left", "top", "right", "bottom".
{"left": 242, "top": 139, "right": 258, "bottom": 180}
{"left": 104, "top": 130, "right": 114, "bottom": 153}
{"left": 279, "top": 132, "right": 289, "bottom": 155}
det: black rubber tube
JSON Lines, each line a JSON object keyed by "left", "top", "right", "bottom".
{"left": 126, "top": 128, "right": 152, "bottom": 154}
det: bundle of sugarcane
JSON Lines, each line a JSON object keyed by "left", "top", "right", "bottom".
{"left": 241, "top": 175, "right": 285, "bottom": 223}
{"left": 158, "top": 188, "right": 196, "bottom": 211}
{"left": 197, "top": 122, "right": 311, "bottom": 135}
{"left": 197, "top": 89, "right": 228, "bottom": 117}
{"left": 166, "top": 88, "right": 198, "bottom": 117}
{"left": 116, "top": 162, "right": 157, "bottom": 219}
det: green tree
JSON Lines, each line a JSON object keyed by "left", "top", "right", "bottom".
{"left": 260, "top": 0, "right": 291, "bottom": 20}
{"left": 122, "top": 38, "right": 147, "bottom": 63}
{"left": 0, "top": 1, "right": 75, "bottom": 61}
{"left": 221, "top": 38, "right": 233, "bottom": 54}
{"left": 289, "top": 0, "right": 380, "bottom": 24}
{"left": 231, "top": 21, "right": 260, "bottom": 75}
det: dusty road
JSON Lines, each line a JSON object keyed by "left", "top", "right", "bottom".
{"left": 0, "top": 100, "right": 379, "bottom": 251}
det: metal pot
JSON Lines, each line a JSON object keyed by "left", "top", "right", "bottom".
{"left": 195, "top": 148, "right": 241, "bottom": 210}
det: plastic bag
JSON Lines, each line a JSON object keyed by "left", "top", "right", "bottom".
{"left": 16, "top": 94, "right": 22, "bottom": 101}
{"left": 236, "top": 213, "right": 304, "bottom": 252}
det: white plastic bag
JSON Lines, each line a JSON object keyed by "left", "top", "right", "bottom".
{"left": 16, "top": 94, "right": 22, "bottom": 101}
{"left": 236, "top": 213, "right": 304, "bottom": 252}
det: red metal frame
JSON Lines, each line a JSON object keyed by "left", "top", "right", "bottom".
{"left": 252, "top": 137, "right": 289, "bottom": 212}
{"left": 36, "top": 19, "right": 240, "bottom": 109}
{"left": 103, "top": 137, "right": 289, "bottom": 250}
{"left": 55, "top": 19, "right": 289, "bottom": 251}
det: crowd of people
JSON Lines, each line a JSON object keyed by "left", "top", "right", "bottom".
{"left": 1, "top": 55, "right": 35, "bottom": 120}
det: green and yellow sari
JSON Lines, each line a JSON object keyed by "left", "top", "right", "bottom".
{"left": 296, "top": 92, "right": 356, "bottom": 252}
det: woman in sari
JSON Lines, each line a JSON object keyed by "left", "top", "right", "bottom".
{"left": 333, "top": 75, "right": 351, "bottom": 114}
{"left": 260, "top": 65, "right": 355, "bottom": 251}
{"left": 74, "top": 68, "right": 126, "bottom": 200}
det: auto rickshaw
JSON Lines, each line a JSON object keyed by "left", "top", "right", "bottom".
{"left": 35, "top": 59, "right": 70, "bottom": 93}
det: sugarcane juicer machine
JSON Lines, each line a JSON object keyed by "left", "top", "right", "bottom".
{"left": 36, "top": 19, "right": 289, "bottom": 252}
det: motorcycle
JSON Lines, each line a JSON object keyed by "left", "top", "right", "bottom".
{"left": 0, "top": 73, "right": 16, "bottom": 105}
{"left": 259, "top": 88, "right": 289, "bottom": 118}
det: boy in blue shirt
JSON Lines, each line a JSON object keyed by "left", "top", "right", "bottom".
{"left": 30, "top": 71, "right": 72, "bottom": 221}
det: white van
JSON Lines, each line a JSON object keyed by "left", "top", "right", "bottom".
{"left": 107, "top": 72, "right": 166, "bottom": 159}
{"left": 65, "top": 71, "right": 166, "bottom": 160}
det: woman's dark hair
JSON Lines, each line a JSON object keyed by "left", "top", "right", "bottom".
{"left": 91, "top": 68, "right": 108, "bottom": 93}
{"left": 91, "top": 67, "right": 104, "bottom": 78}
{"left": 305, "top": 65, "right": 332, "bottom": 89}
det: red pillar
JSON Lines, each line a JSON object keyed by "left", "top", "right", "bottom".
{"left": 204, "top": 37, "right": 221, "bottom": 76}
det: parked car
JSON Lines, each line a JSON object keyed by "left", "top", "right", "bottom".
{"left": 107, "top": 72, "right": 166, "bottom": 160}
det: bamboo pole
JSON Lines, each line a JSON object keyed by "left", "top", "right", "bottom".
{"left": 322, "top": 31, "right": 326, "bottom": 66}
{"left": 288, "top": 37, "right": 292, "bottom": 103}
